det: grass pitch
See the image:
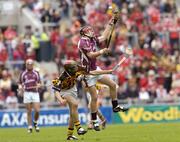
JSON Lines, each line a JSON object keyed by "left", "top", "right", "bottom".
{"left": 1, "top": 123, "right": 180, "bottom": 142}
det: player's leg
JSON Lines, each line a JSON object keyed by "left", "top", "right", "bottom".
{"left": 65, "top": 95, "right": 87, "bottom": 135}
{"left": 96, "top": 87, "right": 106, "bottom": 129}
{"left": 33, "top": 102, "right": 40, "bottom": 132}
{"left": 85, "top": 91, "right": 94, "bottom": 130}
{"left": 25, "top": 103, "right": 33, "bottom": 133}
{"left": 88, "top": 86, "right": 100, "bottom": 131}
{"left": 86, "top": 91, "right": 106, "bottom": 130}
{"left": 32, "top": 92, "right": 40, "bottom": 132}
{"left": 97, "top": 110, "right": 106, "bottom": 129}
{"left": 66, "top": 112, "right": 78, "bottom": 140}
{"left": 24, "top": 92, "right": 34, "bottom": 133}
{"left": 98, "top": 76, "right": 129, "bottom": 112}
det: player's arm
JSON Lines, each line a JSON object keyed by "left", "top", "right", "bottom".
{"left": 36, "top": 71, "right": 42, "bottom": 89}
{"left": 89, "top": 56, "right": 128, "bottom": 75}
{"left": 54, "top": 91, "right": 67, "bottom": 105}
{"left": 86, "top": 48, "right": 110, "bottom": 58}
{"left": 17, "top": 73, "right": 24, "bottom": 96}
{"left": 98, "top": 21, "right": 114, "bottom": 42}
{"left": 89, "top": 69, "right": 113, "bottom": 75}
{"left": 17, "top": 83, "right": 24, "bottom": 96}
{"left": 98, "top": 12, "right": 119, "bottom": 42}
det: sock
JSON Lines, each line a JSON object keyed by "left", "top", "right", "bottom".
{"left": 97, "top": 110, "right": 105, "bottom": 121}
{"left": 67, "top": 128, "right": 74, "bottom": 137}
{"left": 91, "top": 112, "right": 97, "bottom": 121}
{"left": 74, "top": 121, "right": 81, "bottom": 130}
{"left": 28, "top": 125, "right": 32, "bottom": 129}
{"left": 112, "top": 100, "right": 118, "bottom": 109}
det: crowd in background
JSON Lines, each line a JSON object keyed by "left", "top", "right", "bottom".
{"left": 0, "top": 0, "right": 179, "bottom": 109}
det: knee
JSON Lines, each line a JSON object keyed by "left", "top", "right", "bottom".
{"left": 27, "top": 109, "right": 32, "bottom": 115}
{"left": 109, "top": 82, "right": 117, "bottom": 90}
{"left": 72, "top": 102, "right": 78, "bottom": 109}
{"left": 34, "top": 109, "right": 40, "bottom": 114}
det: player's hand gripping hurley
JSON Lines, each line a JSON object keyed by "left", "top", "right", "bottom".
{"left": 106, "top": 8, "right": 120, "bottom": 49}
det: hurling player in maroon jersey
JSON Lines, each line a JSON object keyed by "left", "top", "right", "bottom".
{"left": 18, "top": 59, "right": 41, "bottom": 133}
{"left": 78, "top": 11, "right": 131, "bottom": 131}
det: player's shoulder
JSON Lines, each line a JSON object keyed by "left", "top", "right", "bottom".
{"left": 20, "top": 70, "right": 27, "bottom": 76}
{"left": 79, "top": 37, "right": 89, "bottom": 46}
{"left": 59, "top": 71, "right": 69, "bottom": 80}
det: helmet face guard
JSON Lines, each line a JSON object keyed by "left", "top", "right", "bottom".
{"left": 80, "top": 26, "right": 95, "bottom": 38}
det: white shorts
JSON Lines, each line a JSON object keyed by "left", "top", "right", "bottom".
{"left": 85, "top": 67, "right": 104, "bottom": 87}
{"left": 60, "top": 85, "right": 77, "bottom": 98}
{"left": 23, "top": 92, "right": 40, "bottom": 103}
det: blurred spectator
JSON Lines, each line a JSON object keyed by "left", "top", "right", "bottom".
{"left": 138, "top": 87, "right": 150, "bottom": 102}
{"left": 0, "top": 70, "right": 12, "bottom": 98}
{"left": 126, "top": 74, "right": 139, "bottom": 103}
{"left": 59, "top": 0, "right": 70, "bottom": 18}
{"left": 31, "top": 28, "right": 49, "bottom": 61}
{"left": 0, "top": 88, "right": 5, "bottom": 109}
{"left": 5, "top": 91, "right": 18, "bottom": 110}
{"left": 0, "top": 48, "right": 8, "bottom": 62}
{"left": 40, "top": 3, "right": 51, "bottom": 23}
{"left": 156, "top": 84, "right": 173, "bottom": 103}
{"left": 85, "top": 0, "right": 98, "bottom": 17}
{"left": 117, "top": 86, "right": 128, "bottom": 100}
{"left": 4, "top": 26, "right": 17, "bottom": 40}
{"left": 171, "top": 70, "right": 180, "bottom": 96}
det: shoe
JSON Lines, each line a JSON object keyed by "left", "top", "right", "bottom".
{"left": 92, "top": 120, "right": 100, "bottom": 131}
{"left": 33, "top": 121, "right": 40, "bottom": 132}
{"left": 113, "top": 105, "right": 129, "bottom": 112}
{"left": 67, "top": 135, "right": 78, "bottom": 140}
{"left": 27, "top": 127, "right": 32, "bottom": 133}
{"left": 101, "top": 119, "right": 106, "bottom": 129}
{"left": 77, "top": 127, "right": 87, "bottom": 135}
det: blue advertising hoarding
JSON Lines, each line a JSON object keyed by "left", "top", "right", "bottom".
{"left": 0, "top": 107, "right": 112, "bottom": 128}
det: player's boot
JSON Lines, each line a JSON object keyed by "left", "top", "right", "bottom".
{"left": 77, "top": 127, "right": 87, "bottom": 135}
{"left": 101, "top": 119, "right": 106, "bottom": 129}
{"left": 67, "top": 135, "right": 78, "bottom": 140}
{"left": 113, "top": 105, "right": 129, "bottom": 112}
{"left": 33, "top": 121, "right": 40, "bottom": 132}
{"left": 92, "top": 120, "right": 100, "bottom": 131}
{"left": 27, "top": 126, "right": 33, "bottom": 133}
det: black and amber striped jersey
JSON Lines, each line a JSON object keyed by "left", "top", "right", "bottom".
{"left": 52, "top": 70, "right": 86, "bottom": 91}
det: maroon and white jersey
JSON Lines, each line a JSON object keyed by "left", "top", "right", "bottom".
{"left": 19, "top": 70, "right": 41, "bottom": 92}
{"left": 78, "top": 37, "right": 99, "bottom": 71}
